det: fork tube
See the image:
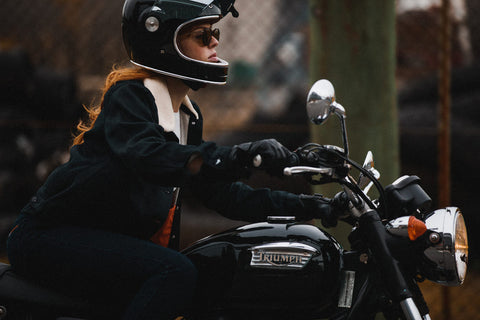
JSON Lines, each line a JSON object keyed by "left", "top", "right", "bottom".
{"left": 359, "top": 211, "right": 418, "bottom": 315}
{"left": 400, "top": 298, "right": 422, "bottom": 320}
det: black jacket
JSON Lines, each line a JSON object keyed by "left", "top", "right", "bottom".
{"left": 21, "top": 80, "right": 307, "bottom": 248}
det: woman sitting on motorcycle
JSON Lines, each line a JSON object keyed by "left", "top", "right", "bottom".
{"left": 7, "top": 0, "right": 339, "bottom": 319}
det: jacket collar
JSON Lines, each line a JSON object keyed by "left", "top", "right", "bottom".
{"left": 143, "top": 78, "right": 199, "bottom": 132}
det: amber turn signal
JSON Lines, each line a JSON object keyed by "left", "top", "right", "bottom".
{"left": 408, "top": 216, "right": 427, "bottom": 241}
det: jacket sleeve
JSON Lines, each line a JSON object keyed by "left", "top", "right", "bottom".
{"left": 190, "top": 180, "right": 312, "bottom": 222}
{"left": 102, "top": 81, "right": 232, "bottom": 186}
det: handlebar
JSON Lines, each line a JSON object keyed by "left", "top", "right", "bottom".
{"left": 254, "top": 143, "right": 386, "bottom": 218}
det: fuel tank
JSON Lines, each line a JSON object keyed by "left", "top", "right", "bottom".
{"left": 182, "top": 218, "right": 343, "bottom": 318}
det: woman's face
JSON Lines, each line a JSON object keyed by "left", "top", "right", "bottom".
{"left": 177, "top": 23, "right": 220, "bottom": 63}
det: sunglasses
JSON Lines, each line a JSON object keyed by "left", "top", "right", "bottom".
{"left": 188, "top": 27, "right": 220, "bottom": 46}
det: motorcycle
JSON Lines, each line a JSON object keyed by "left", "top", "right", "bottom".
{"left": 0, "top": 79, "right": 468, "bottom": 319}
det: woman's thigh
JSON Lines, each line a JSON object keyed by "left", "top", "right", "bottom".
{"left": 8, "top": 217, "right": 196, "bottom": 304}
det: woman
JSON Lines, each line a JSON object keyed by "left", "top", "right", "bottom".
{"left": 7, "top": 0, "right": 338, "bottom": 319}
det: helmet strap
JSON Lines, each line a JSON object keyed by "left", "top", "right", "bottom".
{"left": 182, "top": 79, "right": 206, "bottom": 91}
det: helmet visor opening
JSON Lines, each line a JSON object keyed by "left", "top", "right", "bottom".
{"left": 175, "top": 16, "right": 227, "bottom": 66}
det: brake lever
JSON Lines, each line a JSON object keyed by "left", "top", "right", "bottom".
{"left": 283, "top": 166, "right": 333, "bottom": 176}
{"left": 254, "top": 156, "right": 334, "bottom": 179}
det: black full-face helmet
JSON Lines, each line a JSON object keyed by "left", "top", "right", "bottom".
{"left": 122, "top": 0, "right": 238, "bottom": 85}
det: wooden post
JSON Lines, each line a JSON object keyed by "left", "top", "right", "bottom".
{"left": 438, "top": 0, "right": 452, "bottom": 319}
{"left": 308, "top": 0, "right": 398, "bottom": 247}
{"left": 309, "top": 0, "right": 399, "bottom": 193}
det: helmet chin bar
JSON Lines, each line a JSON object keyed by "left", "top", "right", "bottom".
{"left": 130, "top": 57, "right": 228, "bottom": 85}
{"left": 182, "top": 79, "right": 206, "bottom": 91}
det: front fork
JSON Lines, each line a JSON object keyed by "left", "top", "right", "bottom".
{"left": 359, "top": 210, "right": 425, "bottom": 320}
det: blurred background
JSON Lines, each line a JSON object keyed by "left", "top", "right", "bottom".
{"left": 0, "top": 0, "right": 479, "bottom": 318}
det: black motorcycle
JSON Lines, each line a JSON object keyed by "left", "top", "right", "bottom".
{"left": 0, "top": 80, "right": 468, "bottom": 319}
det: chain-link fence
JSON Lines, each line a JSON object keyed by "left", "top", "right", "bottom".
{"left": 1, "top": 0, "right": 479, "bottom": 318}
{"left": 0, "top": 0, "right": 311, "bottom": 134}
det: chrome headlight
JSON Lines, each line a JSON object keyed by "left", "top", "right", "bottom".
{"left": 422, "top": 207, "right": 468, "bottom": 286}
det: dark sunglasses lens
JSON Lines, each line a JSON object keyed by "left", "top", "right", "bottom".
{"left": 201, "top": 31, "right": 210, "bottom": 46}
{"left": 201, "top": 28, "right": 220, "bottom": 46}
{"left": 212, "top": 28, "right": 220, "bottom": 41}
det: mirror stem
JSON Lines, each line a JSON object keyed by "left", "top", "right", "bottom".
{"left": 339, "top": 115, "right": 349, "bottom": 157}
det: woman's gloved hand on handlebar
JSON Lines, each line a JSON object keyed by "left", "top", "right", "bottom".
{"left": 299, "top": 191, "right": 350, "bottom": 228}
{"left": 230, "top": 139, "right": 298, "bottom": 176}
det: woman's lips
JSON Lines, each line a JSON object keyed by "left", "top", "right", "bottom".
{"left": 208, "top": 53, "right": 219, "bottom": 62}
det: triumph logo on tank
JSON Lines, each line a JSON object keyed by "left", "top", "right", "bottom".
{"left": 249, "top": 242, "right": 318, "bottom": 270}
{"left": 256, "top": 252, "right": 305, "bottom": 265}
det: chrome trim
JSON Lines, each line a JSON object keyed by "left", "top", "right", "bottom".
{"left": 392, "top": 175, "right": 412, "bottom": 186}
{"left": 338, "top": 270, "right": 355, "bottom": 308}
{"left": 249, "top": 242, "right": 318, "bottom": 270}
{"left": 266, "top": 216, "right": 296, "bottom": 222}
{"left": 424, "top": 207, "right": 467, "bottom": 285}
{"left": 400, "top": 298, "right": 422, "bottom": 320}
{"left": 386, "top": 215, "right": 411, "bottom": 238}
{"left": 189, "top": 0, "right": 213, "bottom": 4}
{"left": 145, "top": 16, "right": 160, "bottom": 32}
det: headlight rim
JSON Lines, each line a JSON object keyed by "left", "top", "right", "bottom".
{"left": 422, "top": 207, "right": 468, "bottom": 286}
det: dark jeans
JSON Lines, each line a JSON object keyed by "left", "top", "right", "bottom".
{"left": 7, "top": 214, "right": 197, "bottom": 320}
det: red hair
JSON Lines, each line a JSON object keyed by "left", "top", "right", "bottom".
{"left": 72, "top": 66, "right": 158, "bottom": 146}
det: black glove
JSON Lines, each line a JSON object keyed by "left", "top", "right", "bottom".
{"left": 299, "top": 192, "right": 350, "bottom": 228}
{"left": 299, "top": 194, "right": 337, "bottom": 227}
{"left": 230, "top": 139, "right": 298, "bottom": 176}
{"left": 331, "top": 191, "right": 350, "bottom": 219}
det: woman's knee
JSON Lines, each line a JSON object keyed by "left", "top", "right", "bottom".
{"left": 145, "top": 251, "right": 197, "bottom": 288}
{"left": 167, "top": 254, "right": 198, "bottom": 289}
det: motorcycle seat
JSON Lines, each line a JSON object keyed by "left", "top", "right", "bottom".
{"left": 0, "top": 262, "right": 98, "bottom": 318}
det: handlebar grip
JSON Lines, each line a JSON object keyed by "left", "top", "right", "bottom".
{"left": 253, "top": 154, "right": 262, "bottom": 167}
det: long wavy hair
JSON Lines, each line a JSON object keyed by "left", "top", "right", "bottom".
{"left": 72, "top": 66, "right": 159, "bottom": 146}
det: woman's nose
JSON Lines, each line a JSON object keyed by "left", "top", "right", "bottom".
{"left": 209, "top": 36, "right": 219, "bottom": 48}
